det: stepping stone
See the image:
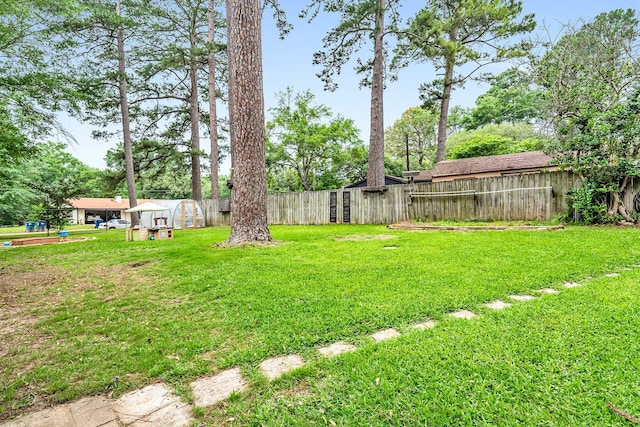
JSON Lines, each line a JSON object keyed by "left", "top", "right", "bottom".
{"left": 371, "top": 328, "right": 401, "bottom": 342}
{"left": 508, "top": 294, "right": 536, "bottom": 302}
{"left": 383, "top": 246, "right": 398, "bottom": 250}
{"left": 604, "top": 273, "right": 619, "bottom": 277}
{"left": 191, "top": 368, "right": 247, "bottom": 407}
{"left": 259, "top": 354, "right": 305, "bottom": 380}
{"left": 563, "top": 281, "right": 582, "bottom": 288}
{"left": 318, "top": 342, "right": 357, "bottom": 357}
{"left": 536, "top": 288, "right": 559, "bottom": 294}
{"left": 412, "top": 319, "right": 437, "bottom": 330}
{"left": 449, "top": 310, "right": 476, "bottom": 320}
{"left": 1, "top": 397, "right": 119, "bottom": 427}
{"left": 622, "top": 268, "right": 632, "bottom": 271}
{"left": 128, "top": 401, "right": 193, "bottom": 427}
{"left": 484, "top": 300, "right": 511, "bottom": 310}
{"left": 0, "top": 405, "right": 75, "bottom": 427}
{"left": 112, "top": 383, "right": 192, "bottom": 426}
{"left": 69, "top": 397, "right": 119, "bottom": 427}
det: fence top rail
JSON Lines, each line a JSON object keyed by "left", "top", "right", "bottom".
{"left": 410, "top": 186, "right": 553, "bottom": 198}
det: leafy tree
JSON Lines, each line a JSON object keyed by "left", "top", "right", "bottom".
{"left": 302, "top": 0, "right": 401, "bottom": 188}
{"left": 463, "top": 68, "right": 544, "bottom": 130}
{"left": 266, "top": 88, "right": 363, "bottom": 191}
{"left": 446, "top": 105, "right": 470, "bottom": 137}
{"left": 446, "top": 122, "right": 548, "bottom": 159}
{"left": 0, "top": 0, "right": 81, "bottom": 157}
{"left": 385, "top": 106, "right": 438, "bottom": 170}
{"left": 22, "top": 143, "right": 99, "bottom": 230}
{"left": 202, "top": 173, "right": 231, "bottom": 198}
{"left": 396, "top": 0, "right": 536, "bottom": 163}
{"left": 104, "top": 139, "right": 193, "bottom": 199}
{"left": 0, "top": 150, "right": 34, "bottom": 225}
{"left": 535, "top": 9, "right": 640, "bottom": 223}
{"left": 225, "top": 0, "right": 272, "bottom": 243}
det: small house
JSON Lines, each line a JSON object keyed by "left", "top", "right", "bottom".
{"left": 412, "top": 151, "right": 556, "bottom": 183}
{"left": 69, "top": 196, "right": 155, "bottom": 224}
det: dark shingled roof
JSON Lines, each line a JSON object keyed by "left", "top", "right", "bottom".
{"left": 432, "top": 151, "right": 553, "bottom": 178}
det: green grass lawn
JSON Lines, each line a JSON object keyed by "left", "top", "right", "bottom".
{"left": 1, "top": 225, "right": 640, "bottom": 425}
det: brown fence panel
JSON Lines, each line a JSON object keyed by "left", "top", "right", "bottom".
{"left": 202, "top": 171, "right": 576, "bottom": 226}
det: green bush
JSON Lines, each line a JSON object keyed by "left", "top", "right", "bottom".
{"left": 567, "top": 182, "right": 609, "bottom": 224}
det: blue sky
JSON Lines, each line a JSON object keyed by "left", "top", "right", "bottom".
{"left": 63, "top": 0, "right": 639, "bottom": 171}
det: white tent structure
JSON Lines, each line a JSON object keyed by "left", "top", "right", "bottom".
{"left": 137, "top": 199, "right": 205, "bottom": 229}
{"left": 125, "top": 202, "right": 171, "bottom": 214}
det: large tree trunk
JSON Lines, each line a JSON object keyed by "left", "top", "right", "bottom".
{"left": 226, "top": 0, "right": 272, "bottom": 243}
{"left": 189, "top": 29, "right": 202, "bottom": 201}
{"left": 435, "top": 57, "right": 455, "bottom": 163}
{"left": 366, "top": 0, "right": 385, "bottom": 188}
{"left": 208, "top": 0, "right": 219, "bottom": 200}
{"left": 115, "top": 0, "right": 138, "bottom": 226}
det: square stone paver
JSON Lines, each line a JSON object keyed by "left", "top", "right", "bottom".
{"left": 508, "top": 295, "right": 536, "bottom": 302}
{"left": 128, "top": 400, "right": 193, "bottom": 427}
{"left": 318, "top": 342, "right": 357, "bottom": 357}
{"left": 191, "top": 368, "right": 247, "bottom": 407}
{"left": 412, "top": 320, "right": 437, "bottom": 330}
{"left": 604, "top": 273, "right": 620, "bottom": 277}
{"left": 536, "top": 288, "right": 559, "bottom": 294}
{"left": 259, "top": 355, "right": 305, "bottom": 380}
{"left": 69, "top": 397, "right": 119, "bottom": 427}
{"left": 112, "top": 383, "right": 190, "bottom": 426}
{"left": 371, "top": 328, "right": 401, "bottom": 342}
{"left": 484, "top": 300, "right": 511, "bottom": 310}
{"left": 563, "top": 281, "right": 582, "bottom": 288}
{"left": 449, "top": 310, "right": 476, "bottom": 320}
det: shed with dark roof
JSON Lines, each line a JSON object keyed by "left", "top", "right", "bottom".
{"left": 412, "top": 151, "right": 556, "bottom": 183}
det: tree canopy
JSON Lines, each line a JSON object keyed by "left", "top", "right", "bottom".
{"left": 384, "top": 106, "right": 438, "bottom": 170}
{"left": 536, "top": 8, "right": 640, "bottom": 223}
{"left": 396, "top": 0, "right": 536, "bottom": 162}
{"left": 446, "top": 122, "right": 548, "bottom": 159}
{"left": 266, "top": 88, "right": 363, "bottom": 192}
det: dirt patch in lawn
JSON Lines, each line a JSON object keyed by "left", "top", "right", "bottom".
{"left": 0, "top": 266, "right": 67, "bottom": 327}
{"left": 335, "top": 234, "right": 398, "bottom": 241}
{"left": 0, "top": 259, "right": 171, "bottom": 422}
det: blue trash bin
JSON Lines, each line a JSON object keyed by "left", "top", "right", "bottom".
{"left": 94, "top": 219, "right": 103, "bottom": 229}
{"left": 37, "top": 220, "right": 47, "bottom": 232}
{"left": 25, "top": 222, "right": 35, "bottom": 232}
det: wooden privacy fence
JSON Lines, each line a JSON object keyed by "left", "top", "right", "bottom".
{"left": 201, "top": 171, "right": 580, "bottom": 226}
